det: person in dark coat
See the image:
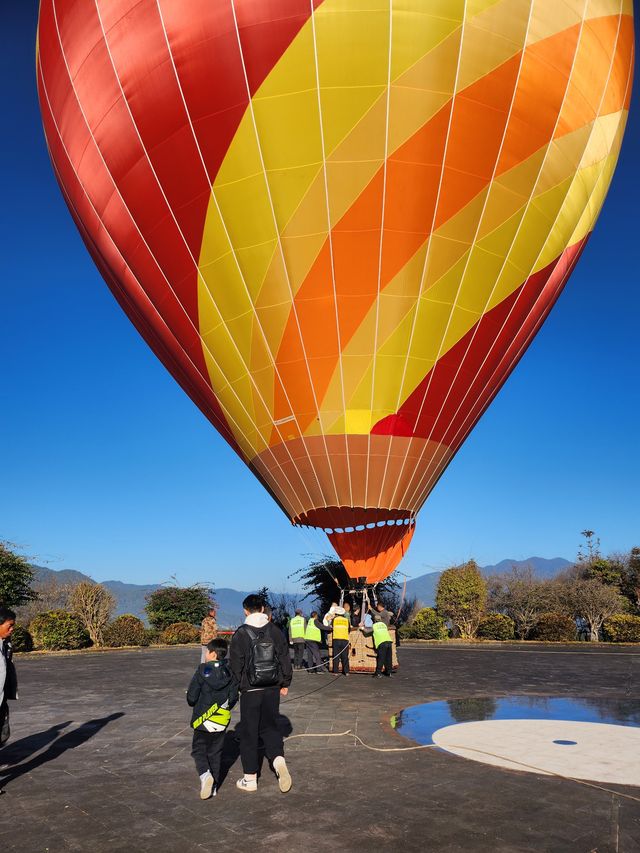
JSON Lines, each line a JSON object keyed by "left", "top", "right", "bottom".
{"left": 0, "top": 607, "right": 17, "bottom": 755}
{"left": 229, "top": 594, "right": 293, "bottom": 793}
{"left": 186, "top": 637, "right": 238, "bottom": 799}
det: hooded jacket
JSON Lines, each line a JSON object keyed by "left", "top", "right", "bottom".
{"left": 186, "top": 659, "right": 238, "bottom": 733}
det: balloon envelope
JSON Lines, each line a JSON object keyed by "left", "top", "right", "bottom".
{"left": 37, "top": 0, "right": 634, "bottom": 582}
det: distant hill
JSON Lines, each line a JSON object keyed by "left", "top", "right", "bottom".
{"left": 32, "top": 566, "right": 96, "bottom": 586}
{"left": 32, "top": 555, "right": 571, "bottom": 624}
{"left": 404, "top": 557, "right": 572, "bottom": 608}
{"left": 33, "top": 566, "right": 160, "bottom": 623}
{"left": 481, "top": 557, "right": 571, "bottom": 579}
{"left": 31, "top": 566, "right": 300, "bottom": 628}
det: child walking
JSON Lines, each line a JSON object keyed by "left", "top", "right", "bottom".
{"left": 187, "top": 637, "right": 238, "bottom": 799}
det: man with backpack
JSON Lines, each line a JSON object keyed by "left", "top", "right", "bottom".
{"left": 229, "top": 594, "right": 293, "bottom": 793}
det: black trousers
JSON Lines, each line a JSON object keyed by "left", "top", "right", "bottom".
{"left": 239, "top": 688, "right": 284, "bottom": 775}
{"left": 293, "top": 642, "right": 305, "bottom": 669}
{"left": 375, "top": 641, "right": 393, "bottom": 675}
{"left": 191, "top": 729, "right": 225, "bottom": 778}
{"left": 332, "top": 638, "right": 349, "bottom": 674}
{"left": 0, "top": 701, "right": 9, "bottom": 747}
{"left": 305, "top": 640, "right": 323, "bottom": 671}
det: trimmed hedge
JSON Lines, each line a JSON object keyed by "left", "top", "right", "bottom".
{"left": 402, "top": 607, "right": 447, "bottom": 640}
{"left": 160, "top": 622, "right": 200, "bottom": 645}
{"left": 477, "top": 613, "right": 515, "bottom": 640}
{"left": 30, "top": 610, "right": 91, "bottom": 651}
{"left": 10, "top": 624, "right": 33, "bottom": 652}
{"left": 103, "top": 614, "right": 148, "bottom": 647}
{"left": 602, "top": 614, "right": 640, "bottom": 643}
{"left": 530, "top": 612, "right": 576, "bottom": 642}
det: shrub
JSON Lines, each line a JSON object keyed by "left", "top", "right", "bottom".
{"left": 160, "top": 621, "right": 200, "bottom": 645}
{"left": 30, "top": 610, "right": 91, "bottom": 651}
{"left": 530, "top": 612, "right": 576, "bottom": 642}
{"left": 103, "top": 614, "right": 148, "bottom": 647}
{"left": 477, "top": 613, "right": 515, "bottom": 640}
{"left": 10, "top": 624, "right": 33, "bottom": 652}
{"left": 145, "top": 586, "right": 214, "bottom": 631}
{"left": 602, "top": 614, "right": 640, "bottom": 643}
{"left": 405, "top": 607, "right": 447, "bottom": 640}
{"left": 144, "top": 628, "right": 162, "bottom": 645}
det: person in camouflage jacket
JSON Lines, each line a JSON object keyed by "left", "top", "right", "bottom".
{"left": 200, "top": 607, "right": 218, "bottom": 663}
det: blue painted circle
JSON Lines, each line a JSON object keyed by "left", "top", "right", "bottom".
{"left": 553, "top": 739, "right": 577, "bottom": 745}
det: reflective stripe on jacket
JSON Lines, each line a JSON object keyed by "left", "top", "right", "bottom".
{"left": 372, "top": 621, "right": 392, "bottom": 648}
{"left": 332, "top": 615, "right": 350, "bottom": 641}
{"left": 290, "top": 615, "right": 306, "bottom": 640}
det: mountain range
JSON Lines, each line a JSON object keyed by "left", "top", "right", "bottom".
{"left": 32, "top": 556, "right": 571, "bottom": 627}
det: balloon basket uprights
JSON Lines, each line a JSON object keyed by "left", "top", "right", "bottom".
{"left": 328, "top": 629, "right": 398, "bottom": 674}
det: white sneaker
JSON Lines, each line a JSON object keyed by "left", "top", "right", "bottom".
{"left": 236, "top": 776, "right": 258, "bottom": 792}
{"left": 273, "top": 756, "right": 292, "bottom": 793}
{"left": 200, "top": 771, "right": 214, "bottom": 800}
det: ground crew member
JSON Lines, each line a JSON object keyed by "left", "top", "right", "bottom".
{"left": 289, "top": 609, "right": 306, "bottom": 670}
{"left": 330, "top": 608, "right": 350, "bottom": 676}
{"left": 372, "top": 602, "right": 394, "bottom": 626}
{"left": 304, "top": 611, "right": 329, "bottom": 673}
{"left": 362, "top": 620, "right": 393, "bottom": 678}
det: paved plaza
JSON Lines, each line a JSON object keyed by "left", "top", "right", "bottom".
{"left": 1, "top": 643, "right": 638, "bottom": 852}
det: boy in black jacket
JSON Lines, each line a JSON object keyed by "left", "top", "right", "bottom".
{"left": 187, "top": 637, "right": 238, "bottom": 799}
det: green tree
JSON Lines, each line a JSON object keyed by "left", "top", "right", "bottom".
{"left": 0, "top": 541, "right": 37, "bottom": 608}
{"left": 620, "top": 547, "right": 640, "bottom": 611}
{"left": 145, "top": 584, "right": 214, "bottom": 630}
{"left": 585, "top": 557, "right": 622, "bottom": 587}
{"left": 435, "top": 560, "right": 487, "bottom": 638}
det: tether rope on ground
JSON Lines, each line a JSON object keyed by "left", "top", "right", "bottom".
{"left": 284, "top": 730, "right": 640, "bottom": 804}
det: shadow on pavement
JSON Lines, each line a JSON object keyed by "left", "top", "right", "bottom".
{"left": 0, "top": 721, "right": 72, "bottom": 766}
{"left": 0, "top": 712, "right": 125, "bottom": 788}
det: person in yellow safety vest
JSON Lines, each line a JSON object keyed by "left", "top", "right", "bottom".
{"left": 288, "top": 610, "right": 306, "bottom": 670}
{"left": 361, "top": 620, "right": 393, "bottom": 678}
{"left": 330, "top": 608, "right": 351, "bottom": 676}
{"left": 304, "top": 610, "right": 330, "bottom": 674}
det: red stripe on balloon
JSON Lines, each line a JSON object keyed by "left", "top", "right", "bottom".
{"left": 37, "top": 52, "right": 241, "bottom": 452}
{"left": 37, "top": 0, "right": 323, "bottom": 453}
{"left": 372, "top": 237, "right": 588, "bottom": 446}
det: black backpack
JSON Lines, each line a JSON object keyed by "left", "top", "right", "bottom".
{"left": 242, "top": 625, "right": 280, "bottom": 687}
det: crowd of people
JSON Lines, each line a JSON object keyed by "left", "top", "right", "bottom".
{"left": 189, "top": 595, "right": 396, "bottom": 799}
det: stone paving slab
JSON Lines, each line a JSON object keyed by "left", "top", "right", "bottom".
{"left": 0, "top": 643, "right": 638, "bottom": 852}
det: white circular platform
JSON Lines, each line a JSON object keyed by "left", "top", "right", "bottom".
{"left": 432, "top": 719, "right": 640, "bottom": 787}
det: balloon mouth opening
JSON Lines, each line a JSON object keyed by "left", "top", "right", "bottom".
{"left": 293, "top": 507, "right": 416, "bottom": 583}
{"left": 293, "top": 506, "right": 413, "bottom": 534}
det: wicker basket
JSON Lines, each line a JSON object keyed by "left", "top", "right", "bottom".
{"left": 328, "top": 628, "right": 398, "bottom": 673}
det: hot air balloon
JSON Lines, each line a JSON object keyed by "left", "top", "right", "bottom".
{"left": 37, "top": 0, "right": 634, "bottom": 587}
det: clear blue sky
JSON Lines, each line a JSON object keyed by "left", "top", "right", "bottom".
{"left": 2, "top": 3, "right": 638, "bottom": 591}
